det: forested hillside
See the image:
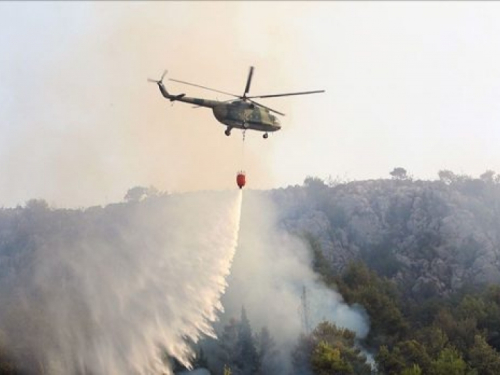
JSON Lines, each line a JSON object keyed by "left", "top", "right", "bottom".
{"left": 270, "top": 170, "right": 500, "bottom": 297}
{"left": 176, "top": 170, "right": 500, "bottom": 375}
{"left": 259, "top": 169, "right": 500, "bottom": 375}
{"left": 1, "top": 170, "right": 500, "bottom": 374}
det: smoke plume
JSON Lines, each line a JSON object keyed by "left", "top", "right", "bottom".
{"left": 218, "top": 191, "right": 370, "bottom": 372}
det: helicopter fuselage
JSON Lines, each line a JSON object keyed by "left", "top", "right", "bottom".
{"left": 212, "top": 100, "right": 281, "bottom": 133}
{"left": 156, "top": 81, "right": 281, "bottom": 135}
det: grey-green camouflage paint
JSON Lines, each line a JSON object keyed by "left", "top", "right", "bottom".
{"left": 158, "top": 82, "right": 281, "bottom": 133}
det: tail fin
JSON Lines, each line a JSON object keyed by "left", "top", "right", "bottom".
{"left": 148, "top": 70, "right": 185, "bottom": 101}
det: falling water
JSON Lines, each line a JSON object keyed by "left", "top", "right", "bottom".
{"left": 0, "top": 190, "right": 242, "bottom": 374}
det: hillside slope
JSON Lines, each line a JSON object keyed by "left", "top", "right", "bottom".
{"left": 269, "top": 173, "right": 500, "bottom": 296}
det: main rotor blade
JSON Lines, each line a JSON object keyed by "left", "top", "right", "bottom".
{"left": 169, "top": 78, "right": 239, "bottom": 98}
{"left": 247, "top": 90, "right": 325, "bottom": 99}
{"left": 243, "top": 66, "right": 254, "bottom": 98}
{"left": 248, "top": 99, "right": 285, "bottom": 116}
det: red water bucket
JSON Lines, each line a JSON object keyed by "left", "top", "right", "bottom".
{"left": 236, "top": 172, "right": 246, "bottom": 189}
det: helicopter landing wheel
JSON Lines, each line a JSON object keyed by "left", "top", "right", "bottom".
{"left": 263, "top": 133, "right": 269, "bottom": 139}
{"left": 225, "top": 128, "right": 231, "bottom": 136}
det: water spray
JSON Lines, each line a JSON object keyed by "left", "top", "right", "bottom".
{"left": 0, "top": 191, "right": 244, "bottom": 374}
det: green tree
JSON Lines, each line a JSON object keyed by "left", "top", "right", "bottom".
{"left": 414, "top": 327, "right": 448, "bottom": 357}
{"left": 480, "top": 170, "right": 496, "bottom": 183}
{"left": 305, "top": 233, "right": 333, "bottom": 281}
{"left": 291, "top": 333, "right": 314, "bottom": 375}
{"left": 217, "top": 318, "right": 239, "bottom": 372}
{"left": 311, "top": 322, "right": 371, "bottom": 375}
{"left": 255, "top": 326, "right": 280, "bottom": 375}
{"left": 468, "top": 334, "right": 500, "bottom": 375}
{"left": 24, "top": 198, "right": 49, "bottom": 211}
{"left": 0, "top": 348, "right": 17, "bottom": 375}
{"left": 292, "top": 322, "right": 371, "bottom": 375}
{"left": 402, "top": 364, "right": 423, "bottom": 375}
{"left": 311, "top": 341, "right": 353, "bottom": 375}
{"left": 304, "top": 176, "right": 328, "bottom": 190}
{"left": 235, "top": 307, "right": 259, "bottom": 375}
{"left": 481, "top": 285, "right": 500, "bottom": 350}
{"left": 336, "top": 262, "right": 408, "bottom": 347}
{"left": 398, "top": 340, "right": 431, "bottom": 373}
{"left": 390, "top": 167, "right": 409, "bottom": 180}
{"left": 192, "top": 346, "right": 209, "bottom": 370}
{"left": 303, "top": 176, "right": 330, "bottom": 210}
{"left": 438, "top": 170, "right": 456, "bottom": 185}
{"left": 433, "top": 310, "right": 477, "bottom": 353}
{"left": 376, "top": 345, "right": 406, "bottom": 375}
{"left": 376, "top": 340, "right": 431, "bottom": 375}
{"left": 124, "top": 185, "right": 160, "bottom": 202}
{"left": 429, "top": 347, "right": 467, "bottom": 375}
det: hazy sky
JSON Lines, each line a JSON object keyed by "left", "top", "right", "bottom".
{"left": 1, "top": 1, "right": 500, "bottom": 207}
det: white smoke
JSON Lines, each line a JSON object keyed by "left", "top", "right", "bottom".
{"left": 219, "top": 191, "right": 369, "bottom": 369}
{"left": 0, "top": 190, "right": 242, "bottom": 374}
{"left": 0, "top": 187, "right": 371, "bottom": 374}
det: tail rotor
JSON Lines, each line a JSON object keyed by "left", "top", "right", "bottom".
{"left": 147, "top": 70, "right": 168, "bottom": 85}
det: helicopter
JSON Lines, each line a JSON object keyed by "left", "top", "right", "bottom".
{"left": 148, "top": 66, "right": 325, "bottom": 139}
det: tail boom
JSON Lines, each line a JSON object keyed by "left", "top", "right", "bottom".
{"left": 158, "top": 82, "right": 219, "bottom": 107}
